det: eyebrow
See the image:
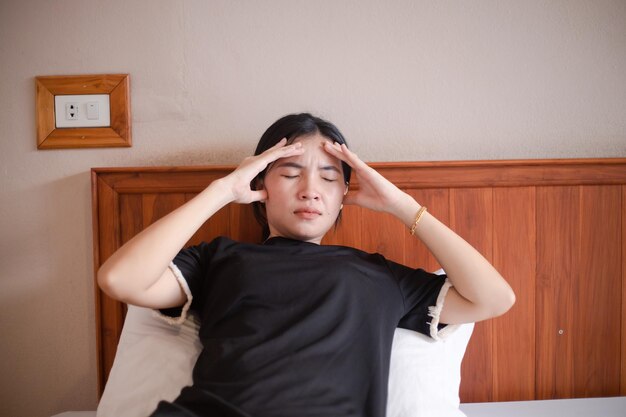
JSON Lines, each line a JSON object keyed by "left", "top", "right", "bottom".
{"left": 275, "top": 161, "right": 342, "bottom": 174}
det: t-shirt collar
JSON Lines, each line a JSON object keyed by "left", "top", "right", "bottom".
{"left": 262, "top": 236, "right": 319, "bottom": 246}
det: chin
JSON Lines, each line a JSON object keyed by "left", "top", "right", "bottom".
{"left": 269, "top": 218, "right": 336, "bottom": 244}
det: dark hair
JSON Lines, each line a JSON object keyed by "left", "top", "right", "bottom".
{"left": 252, "top": 113, "right": 352, "bottom": 238}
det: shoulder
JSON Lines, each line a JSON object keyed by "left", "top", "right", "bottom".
{"left": 200, "top": 235, "right": 253, "bottom": 250}
{"left": 177, "top": 236, "right": 246, "bottom": 262}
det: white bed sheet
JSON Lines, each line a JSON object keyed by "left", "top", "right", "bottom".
{"left": 459, "top": 396, "right": 626, "bottom": 417}
{"left": 52, "top": 396, "right": 626, "bottom": 417}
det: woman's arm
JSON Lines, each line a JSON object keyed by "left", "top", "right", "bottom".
{"left": 390, "top": 195, "right": 515, "bottom": 324}
{"left": 323, "top": 142, "right": 515, "bottom": 324}
{"left": 97, "top": 139, "right": 304, "bottom": 309}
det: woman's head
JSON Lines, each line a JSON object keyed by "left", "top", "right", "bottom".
{"left": 252, "top": 113, "right": 352, "bottom": 242}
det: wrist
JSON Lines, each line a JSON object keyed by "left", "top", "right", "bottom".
{"left": 389, "top": 193, "right": 421, "bottom": 227}
{"left": 204, "top": 178, "right": 236, "bottom": 207}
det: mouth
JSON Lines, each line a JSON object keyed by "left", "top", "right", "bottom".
{"left": 293, "top": 208, "right": 322, "bottom": 219}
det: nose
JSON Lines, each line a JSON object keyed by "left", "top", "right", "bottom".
{"left": 298, "top": 175, "right": 321, "bottom": 200}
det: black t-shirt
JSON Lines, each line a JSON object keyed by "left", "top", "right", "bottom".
{"left": 155, "top": 236, "right": 448, "bottom": 417}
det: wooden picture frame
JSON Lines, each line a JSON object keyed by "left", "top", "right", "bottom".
{"left": 35, "top": 74, "right": 131, "bottom": 149}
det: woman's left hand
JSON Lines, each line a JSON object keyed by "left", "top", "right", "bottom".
{"left": 323, "top": 142, "right": 412, "bottom": 216}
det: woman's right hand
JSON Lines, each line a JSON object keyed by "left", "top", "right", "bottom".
{"left": 98, "top": 138, "right": 304, "bottom": 308}
{"left": 219, "top": 138, "right": 304, "bottom": 204}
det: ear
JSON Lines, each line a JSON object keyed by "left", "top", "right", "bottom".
{"left": 344, "top": 183, "right": 349, "bottom": 196}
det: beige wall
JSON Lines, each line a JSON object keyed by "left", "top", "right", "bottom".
{"left": 0, "top": 1, "right": 624, "bottom": 416}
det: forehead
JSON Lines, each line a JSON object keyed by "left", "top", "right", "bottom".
{"left": 286, "top": 134, "right": 339, "bottom": 163}
{"left": 265, "top": 133, "right": 344, "bottom": 177}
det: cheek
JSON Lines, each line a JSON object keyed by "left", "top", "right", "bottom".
{"left": 264, "top": 188, "right": 293, "bottom": 218}
{"left": 263, "top": 177, "right": 285, "bottom": 199}
{"left": 325, "top": 187, "right": 345, "bottom": 211}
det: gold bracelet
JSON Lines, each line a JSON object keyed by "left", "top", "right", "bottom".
{"left": 409, "top": 206, "right": 427, "bottom": 235}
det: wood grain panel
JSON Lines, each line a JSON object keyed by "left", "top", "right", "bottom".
{"left": 322, "top": 205, "right": 362, "bottom": 248}
{"left": 35, "top": 79, "right": 55, "bottom": 146}
{"left": 187, "top": 205, "right": 231, "bottom": 246}
{"left": 536, "top": 186, "right": 578, "bottom": 399}
{"left": 37, "top": 73, "right": 125, "bottom": 93}
{"left": 109, "top": 74, "right": 131, "bottom": 144}
{"left": 94, "top": 168, "right": 232, "bottom": 194}
{"left": 91, "top": 172, "right": 104, "bottom": 390}
{"left": 91, "top": 159, "right": 626, "bottom": 399}
{"left": 404, "top": 189, "right": 449, "bottom": 271}
{"left": 347, "top": 159, "right": 626, "bottom": 189}
{"left": 574, "top": 186, "right": 621, "bottom": 397}
{"left": 94, "top": 176, "right": 124, "bottom": 393}
{"left": 184, "top": 193, "right": 231, "bottom": 246}
{"left": 450, "top": 188, "right": 494, "bottom": 403}
{"left": 119, "top": 194, "right": 143, "bottom": 245}
{"left": 623, "top": 186, "right": 626, "bottom": 396}
{"left": 142, "top": 193, "right": 186, "bottom": 226}
{"left": 492, "top": 187, "right": 536, "bottom": 401}
{"left": 229, "top": 204, "right": 263, "bottom": 243}
{"left": 116, "top": 194, "right": 143, "bottom": 322}
{"left": 360, "top": 210, "right": 405, "bottom": 265}
{"left": 92, "top": 159, "right": 626, "bottom": 193}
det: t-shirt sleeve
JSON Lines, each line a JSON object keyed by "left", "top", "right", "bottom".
{"left": 156, "top": 240, "right": 217, "bottom": 324}
{"left": 385, "top": 260, "right": 458, "bottom": 341}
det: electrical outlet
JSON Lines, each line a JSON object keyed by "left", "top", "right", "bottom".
{"left": 86, "top": 102, "right": 99, "bottom": 120}
{"left": 65, "top": 103, "right": 79, "bottom": 120}
{"left": 54, "top": 94, "right": 110, "bottom": 128}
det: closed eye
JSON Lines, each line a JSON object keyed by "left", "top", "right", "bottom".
{"left": 322, "top": 177, "right": 338, "bottom": 182}
{"left": 282, "top": 175, "right": 299, "bottom": 179}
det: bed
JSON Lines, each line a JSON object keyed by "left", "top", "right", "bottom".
{"left": 52, "top": 396, "right": 626, "bottom": 417}
{"left": 84, "top": 158, "right": 626, "bottom": 417}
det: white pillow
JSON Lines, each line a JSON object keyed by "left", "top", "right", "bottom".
{"left": 98, "top": 287, "right": 473, "bottom": 417}
{"left": 386, "top": 324, "right": 473, "bottom": 417}
{"left": 96, "top": 306, "right": 201, "bottom": 417}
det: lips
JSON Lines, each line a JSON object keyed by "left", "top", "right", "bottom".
{"left": 293, "top": 208, "right": 322, "bottom": 219}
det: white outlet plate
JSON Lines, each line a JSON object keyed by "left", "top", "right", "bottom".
{"left": 54, "top": 94, "right": 111, "bottom": 128}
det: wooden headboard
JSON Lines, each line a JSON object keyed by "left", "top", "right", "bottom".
{"left": 92, "top": 158, "right": 626, "bottom": 403}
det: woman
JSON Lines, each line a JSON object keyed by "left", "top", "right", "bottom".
{"left": 98, "top": 113, "right": 515, "bottom": 417}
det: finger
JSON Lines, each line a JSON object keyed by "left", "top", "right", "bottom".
{"left": 262, "top": 141, "right": 304, "bottom": 166}
{"left": 262, "top": 138, "right": 302, "bottom": 156}
{"left": 338, "top": 143, "right": 366, "bottom": 167}
{"left": 323, "top": 142, "right": 366, "bottom": 169}
{"left": 268, "top": 137, "right": 287, "bottom": 150}
{"left": 248, "top": 189, "right": 268, "bottom": 203}
{"left": 235, "top": 190, "right": 267, "bottom": 204}
{"left": 322, "top": 141, "right": 352, "bottom": 165}
{"left": 251, "top": 140, "right": 303, "bottom": 173}
{"left": 258, "top": 138, "right": 288, "bottom": 160}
